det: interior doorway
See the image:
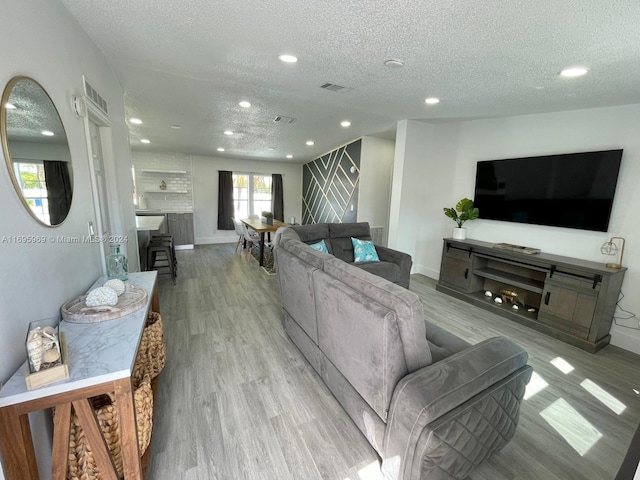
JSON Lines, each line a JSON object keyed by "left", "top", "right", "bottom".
{"left": 81, "top": 95, "right": 119, "bottom": 273}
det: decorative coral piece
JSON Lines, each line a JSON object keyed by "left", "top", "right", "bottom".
{"left": 85, "top": 286, "right": 118, "bottom": 307}
{"left": 104, "top": 279, "right": 126, "bottom": 296}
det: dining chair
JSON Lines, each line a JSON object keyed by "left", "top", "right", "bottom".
{"left": 242, "top": 222, "right": 262, "bottom": 260}
{"left": 231, "top": 217, "right": 245, "bottom": 252}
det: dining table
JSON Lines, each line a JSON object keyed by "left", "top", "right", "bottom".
{"left": 241, "top": 218, "right": 289, "bottom": 266}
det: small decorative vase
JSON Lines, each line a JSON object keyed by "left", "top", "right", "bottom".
{"left": 106, "top": 243, "right": 128, "bottom": 281}
{"left": 452, "top": 227, "right": 466, "bottom": 240}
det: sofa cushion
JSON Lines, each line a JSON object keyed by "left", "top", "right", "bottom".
{"left": 291, "top": 223, "right": 329, "bottom": 242}
{"left": 276, "top": 238, "right": 332, "bottom": 344}
{"left": 279, "top": 238, "right": 327, "bottom": 270}
{"left": 314, "top": 268, "right": 407, "bottom": 422}
{"left": 425, "top": 320, "right": 471, "bottom": 364}
{"left": 329, "top": 222, "right": 372, "bottom": 262}
{"left": 355, "top": 261, "right": 401, "bottom": 284}
{"left": 323, "top": 257, "right": 432, "bottom": 371}
{"left": 352, "top": 237, "right": 380, "bottom": 263}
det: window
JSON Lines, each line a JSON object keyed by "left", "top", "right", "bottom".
{"left": 233, "top": 173, "right": 272, "bottom": 219}
{"left": 13, "top": 161, "right": 50, "bottom": 224}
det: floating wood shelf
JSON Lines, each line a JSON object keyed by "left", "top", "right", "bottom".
{"left": 143, "top": 190, "right": 188, "bottom": 194}
{"left": 139, "top": 169, "right": 187, "bottom": 174}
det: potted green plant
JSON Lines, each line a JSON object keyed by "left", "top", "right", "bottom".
{"left": 261, "top": 211, "right": 274, "bottom": 225}
{"left": 443, "top": 198, "right": 479, "bottom": 240}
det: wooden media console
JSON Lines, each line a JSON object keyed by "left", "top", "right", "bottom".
{"left": 436, "top": 238, "right": 626, "bottom": 353}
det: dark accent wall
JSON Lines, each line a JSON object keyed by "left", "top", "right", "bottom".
{"left": 302, "top": 139, "right": 360, "bottom": 224}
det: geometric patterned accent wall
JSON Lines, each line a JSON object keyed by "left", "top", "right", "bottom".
{"left": 302, "top": 139, "right": 361, "bottom": 224}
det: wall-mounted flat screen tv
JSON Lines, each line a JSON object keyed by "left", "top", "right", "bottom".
{"left": 473, "top": 149, "right": 623, "bottom": 232}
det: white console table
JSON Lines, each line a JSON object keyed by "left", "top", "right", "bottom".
{"left": 0, "top": 271, "right": 159, "bottom": 480}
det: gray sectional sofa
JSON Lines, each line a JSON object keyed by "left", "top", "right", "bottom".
{"left": 289, "top": 222, "right": 412, "bottom": 288}
{"left": 275, "top": 223, "right": 533, "bottom": 480}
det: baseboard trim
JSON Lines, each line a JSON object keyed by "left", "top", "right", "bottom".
{"left": 610, "top": 327, "right": 640, "bottom": 355}
{"left": 412, "top": 264, "right": 439, "bottom": 280}
{"left": 195, "top": 236, "right": 237, "bottom": 245}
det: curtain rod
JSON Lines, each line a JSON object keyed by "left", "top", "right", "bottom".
{"left": 219, "top": 170, "right": 285, "bottom": 177}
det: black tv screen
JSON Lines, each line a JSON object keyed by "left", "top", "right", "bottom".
{"left": 473, "top": 149, "right": 623, "bottom": 232}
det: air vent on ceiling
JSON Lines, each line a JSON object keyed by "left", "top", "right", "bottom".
{"left": 274, "top": 115, "right": 296, "bottom": 124}
{"left": 320, "top": 82, "right": 352, "bottom": 93}
{"left": 83, "top": 76, "right": 109, "bottom": 115}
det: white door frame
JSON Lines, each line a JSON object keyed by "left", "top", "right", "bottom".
{"left": 81, "top": 97, "right": 119, "bottom": 274}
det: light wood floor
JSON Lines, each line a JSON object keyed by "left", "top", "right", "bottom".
{"left": 147, "top": 244, "right": 640, "bottom": 480}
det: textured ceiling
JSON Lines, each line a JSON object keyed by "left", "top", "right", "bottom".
{"left": 60, "top": 0, "right": 640, "bottom": 163}
{"left": 3, "top": 78, "right": 68, "bottom": 145}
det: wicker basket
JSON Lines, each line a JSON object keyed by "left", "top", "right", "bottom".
{"left": 67, "top": 374, "right": 153, "bottom": 480}
{"left": 132, "top": 311, "right": 166, "bottom": 384}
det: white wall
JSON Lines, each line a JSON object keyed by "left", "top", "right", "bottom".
{"left": 358, "top": 136, "right": 395, "bottom": 245}
{"left": 392, "top": 104, "right": 640, "bottom": 353}
{"left": 7, "top": 141, "right": 72, "bottom": 162}
{"left": 132, "top": 151, "right": 194, "bottom": 212}
{"left": 389, "top": 120, "right": 457, "bottom": 270}
{"left": 0, "top": 0, "right": 133, "bottom": 477}
{"left": 191, "top": 155, "right": 303, "bottom": 244}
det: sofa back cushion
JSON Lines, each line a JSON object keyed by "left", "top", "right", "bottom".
{"left": 329, "top": 222, "right": 372, "bottom": 263}
{"left": 276, "top": 238, "right": 330, "bottom": 343}
{"left": 323, "top": 257, "right": 432, "bottom": 371}
{"left": 313, "top": 268, "right": 407, "bottom": 421}
{"left": 291, "top": 223, "right": 333, "bottom": 253}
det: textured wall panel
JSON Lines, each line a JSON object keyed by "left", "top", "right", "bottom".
{"left": 302, "top": 140, "right": 360, "bottom": 224}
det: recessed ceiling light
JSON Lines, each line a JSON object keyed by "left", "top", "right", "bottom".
{"left": 425, "top": 97, "right": 440, "bottom": 105}
{"left": 217, "top": 147, "right": 225, "bottom": 152}
{"left": 306, "top": 140, "right": 314, "bottom": 146}
{"left": 384, "top": 59, "right": 404, "bottom": 68}
{"left": 279, "top": 54, "right": 298, "bottom": 63}
{"left": 341, "top": 120, "right": 351, "bottom": 128}
{"left": 286, "top": 154, "right": 293, "bottom": 159}
{"left": 560, "top": 67, "right": 590, "bottom": 78}
{"left": 130, "top": 118, "right": 143, "bottom": 125}
{"left": 268, "top": 147, "right": 275, "bottom": 151}
{"left": 5, "top": 102, "right": 16, "bottom": 109}
{"left": 170, "top": 124, "right": 181, "bottom": 129}
{"left": 239, "top": 101, "right": 251, "bottom": 108}
{"left": 41, "top": 130, "right": 54, "bottom": 136}
{"left": 224, "top": 130, "right": 234, "bottom": 136}
{"left": 140, "top": 139, "right": 151, "bottom": 144}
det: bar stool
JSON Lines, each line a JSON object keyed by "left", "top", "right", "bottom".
{"left": 147, "top": 242, "right": 177, "bottom": 284}
{"left": 149, "top": 234, "right": 177, "bottom": 273}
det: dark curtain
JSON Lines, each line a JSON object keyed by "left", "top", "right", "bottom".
{"left": 43, "top": 160, "right": 73, "bottom": 225}
{"left": 217, "top": 170, "right": 235, "bottom": 230}
{"left": 272, "top": 173, "right": 284, "bottom": 221}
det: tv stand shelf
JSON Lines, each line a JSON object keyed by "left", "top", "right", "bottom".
{"left": 474, "top": 267, "right": 544, "bottom": 293}
{"left": 436, "top": 238, "right": 626, "bottom": 353}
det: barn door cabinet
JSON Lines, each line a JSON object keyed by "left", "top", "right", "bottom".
{"left": 437, "top": 238, "right": 626, "bottom": 353}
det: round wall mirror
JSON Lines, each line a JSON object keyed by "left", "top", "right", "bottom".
{"left": 1, "top": 76, "right": 73, "bottom": 226}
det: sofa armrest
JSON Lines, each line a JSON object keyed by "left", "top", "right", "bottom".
{"left": 375, "top": 245, "right": 412, "bottom": 288}
{"left": 382, "top": 336, "right": 531, "bottom": 479}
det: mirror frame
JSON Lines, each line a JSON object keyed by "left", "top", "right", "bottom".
{"left": 1, "top": 76, "right": 74, "bottom": 227}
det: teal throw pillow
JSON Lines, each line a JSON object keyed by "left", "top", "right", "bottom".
{"left": 309, "top": 239, "right": 328, "bottom": 253}
{"left": 351, "top": 237, "right": 380, "bottom": 263}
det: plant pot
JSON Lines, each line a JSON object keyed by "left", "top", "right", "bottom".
{"left": 452, "top": 227, "right": 466, "bottom": 240}
{"left": 262, "top": 216, "right": 273, "bottom": 225}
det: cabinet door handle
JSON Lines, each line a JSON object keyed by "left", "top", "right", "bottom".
{"left": 464, "top": 268, "right": 469, "bottom": 279}
{"left": 544, "top": 291, "right": 551, "bottom": 305}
